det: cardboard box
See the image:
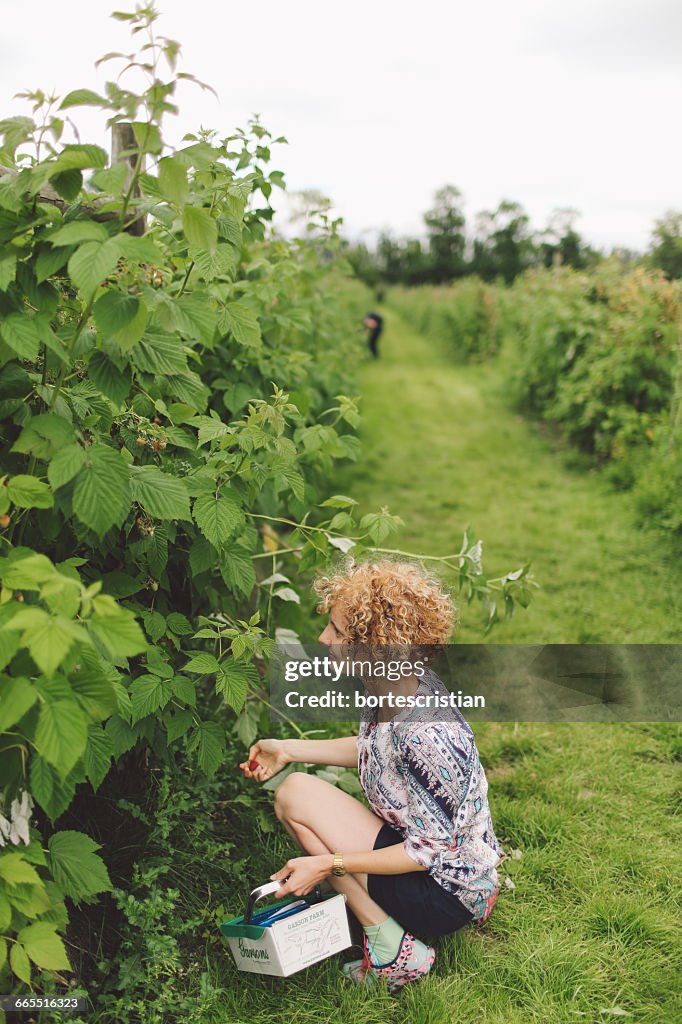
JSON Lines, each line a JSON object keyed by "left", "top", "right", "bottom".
{"left": 220, "top": 892, "right": 352, "bottom": 977}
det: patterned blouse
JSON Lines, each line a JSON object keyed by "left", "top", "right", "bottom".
{"left": 357, "top": 667, "right": 501, "bottom": 920}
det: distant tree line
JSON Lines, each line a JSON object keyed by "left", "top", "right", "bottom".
{"left": 343, "top": 186, "right": 682, "bottom": 288}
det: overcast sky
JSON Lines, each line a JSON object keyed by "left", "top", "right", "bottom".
{"left": 1, "top": 0, "right": 680, "bottom": 251}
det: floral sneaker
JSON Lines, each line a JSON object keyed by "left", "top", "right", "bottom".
{"left": 342, "top": 930, "right": 435, "bottom": 994}
{"left": 473, "top": 886, "right": 500, "bottom": 926}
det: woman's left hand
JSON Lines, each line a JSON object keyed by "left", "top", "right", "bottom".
{"left": 270, "top": 855, "right": 333, "bottom": 897}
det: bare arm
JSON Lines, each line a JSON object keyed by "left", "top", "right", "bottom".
{"left": 272, "top": 845, "right": 427, "bottom": 897}
{"left": 282, "top": 735, "right": 358, "bottom": 768}
{"left": 240, "top": 735, "right": 358, "bottom": 782}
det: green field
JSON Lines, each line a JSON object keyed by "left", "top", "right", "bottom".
{"left": 189, "top": 311, "right": 680, "bottom": 1024}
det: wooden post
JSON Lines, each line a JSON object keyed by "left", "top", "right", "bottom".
{"left": 111, "top": 123, "right": 146, "bottom": 236}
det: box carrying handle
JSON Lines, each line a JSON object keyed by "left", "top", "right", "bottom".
{"left": 244, "top": 880, "right": 284, "bottom": 924}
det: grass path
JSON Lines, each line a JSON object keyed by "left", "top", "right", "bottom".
{"left": 333, "top": 310, "right": 680, "bottom": 643}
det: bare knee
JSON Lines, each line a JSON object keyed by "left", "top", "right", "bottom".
{"left": 274, "top": 771, "right": 315, "bottom": 823}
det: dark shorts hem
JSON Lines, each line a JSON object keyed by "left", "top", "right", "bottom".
{"left": 366, "top": 822, "right": 475, "bottom": 938}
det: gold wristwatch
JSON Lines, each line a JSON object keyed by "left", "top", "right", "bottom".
{"left": 332, "top": 852, "right": 346, "bottom": 877}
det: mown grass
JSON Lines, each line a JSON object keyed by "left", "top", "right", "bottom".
{"left": 90, "top": 309, "right": 681, "bottom": 1023}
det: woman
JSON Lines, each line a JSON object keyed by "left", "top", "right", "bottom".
{"left": 239, "top": 558, "right": 501, "bottom": 993}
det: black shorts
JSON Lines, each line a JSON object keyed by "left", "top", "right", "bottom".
{"left": 366, "top": 823, "right": 475, "bottom": 937}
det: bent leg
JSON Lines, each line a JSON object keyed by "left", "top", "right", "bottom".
{"left": 274, "top": 771, "right": 389, "bottom": 926}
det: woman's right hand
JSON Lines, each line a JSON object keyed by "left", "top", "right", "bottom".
{"left": 239, "top": 738, "right": 291, "bottom": 782}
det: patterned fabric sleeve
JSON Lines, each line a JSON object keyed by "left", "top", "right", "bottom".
{"left": 396, "top": 721, "right": 474, "bottom": 874}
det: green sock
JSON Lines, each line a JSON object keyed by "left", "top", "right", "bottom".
{"left": 363, "top": 916, "right": 405, "bottom": 966}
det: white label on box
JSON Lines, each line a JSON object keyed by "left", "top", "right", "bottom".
{"left": 227, "top": 894, "right": 351, "bottom": 977}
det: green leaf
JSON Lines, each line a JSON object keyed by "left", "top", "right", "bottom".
{"left": 166, "top": 612, "right": 193, "bottom": 636}
{"left": 216, "top": 213, "right": 242, "bottom": 245}
{"left": 192, "top": 414, "right": 229, "bottom": 446}
{"left": 69, "top": 653, "right": 118, "bottom": 720}
{"left": 193, "top": 491, "right": 244, "bottom": 548}
{"left": 47, "top": 444, "right": 85, "bottom": 491}
{"left": 129, "top": 466, "right": 191, "bottom": 521}
{"left": 110, "top": 295, "right": 148, "bottom": 351}
{"left": 30, "top": 755, "right": 69, "bottom": 819}
{"left": 0, "top": 891, "right": 11, "bottom": 931}
{"left": 87, "top": 351, "right": 131, "bottom": 406}
{"left": 188, "top": 536, "right": 214, "bottom": 576}
{"left": 7, "top": 878, "right": 51, "bottom": 917}
{"left": 88, "top": 597, "right": 147, "bottom": 661}
{"left": 132, "top": 121, "right": 162, "bottom": 155}
{"left": 0, "top": 252, "right": 17, "bottom": 290}
{"left": 275, "top": 462, "right": 305, "bottom": 502}
{"left": 166, "top": 708, "right": 193, "bottom": 743}
{"left": 50, "top": 143, "right": 108, "bottom": 172}
{"left": 93, "top": 289, "right": 140, "bottom": 335}
{"left": 219, "top": 544, "right": 256, "bottom": 598}
{"left": 11, "top": 609, "right": 86, "bottom": 676}
{"left": 145, "top": 524, "right": 169, "bottom": 578}
{"left": 170, "top": 675, "right": 196, "bottom": 706}
{"left": 183, "top": 206, "right": 217, "bottom": 254}
{"left": 174, "top": 292, "right": 220, "bottom": 346}
{"left": 0, "top": 676, "right": 37, "bottom": 730}
{"left": 131, "top": 333, "right": 188, "bottom": 374}
{"left": 158, "top": 156, "right": 188, "bottom": 205}
{"left": 167, "top": 372, "right": 209, "bottom": 411}
{"left": 18, "top": 922, "right": 70, "bottom": 971}
{"left": 50, "top": 168, "right": 83, "bottom": 202}
{"left": 48, "top": 830, "right": 112, "bottom": 904}
{"left": 187, "top": 720, "right": 225, "bottom": 778}
{"left": 0, "top": 629, "right": 21, "bottom": 672}
{"left": 191, "top": 244, "right": 238, "bottom": 282}
{"left": 236, "top": 703, "right": 259, "bottom": 748}
{"left": 1, "top": 314, "right": 42, "bottom": 359}
{"left": 36, "top": 698, "right": 88, "bottom": 776}
{"left": 11, "top": 413, "right": 75, "bottom": 459}
{"left": 73, "top": 444, "right": 130, "bottom": 537}
{"left": 105, "top": 714, "right": 138, "bottom": 758}
{"left": 0, "top": 853, "right": 43, "bottom": 888}
{"left": 90, "top": 163, "right": 128, "bottom": 195}
{"left": 0, "top": 550, "right": 56, "bottom": 589}
{"left": 59, "top": 89, "right": 108, "bottom": 110}
{"left": 7, "top": 474, "right": 53, "bottom": 509}
{"left": 35, "top": 245, "right": 73, "bottom": 282}
{"left": 221, "top": 302, "right": 261, "bottom": 348}
{"left": 319, "top": 494, "right": 358, "bottom": 508}
{"left": 184, "top": 653, "right": 219, "bottom": 675}
{"left": 216, "top": 661, "right": 256, "bottom": 714}
{"left": 129, "top": 674, "right": 172, "bottom": 723}
{"left": 115, "top": 234, "right": 164, "bottom": 264}
{"left": 67, "top": 237, "right": 121, "bottom": 298}
{"left": 138, "top": 612, "right": 164, "bottom": 647}
{"left": 50, "top": 221, "right": 108, "bottom": 246}
{"left": 10, "top": 941, "right": 31, "bottom": 983}
{"left": 83, "top": 725, "right": 113, "bottom": 792}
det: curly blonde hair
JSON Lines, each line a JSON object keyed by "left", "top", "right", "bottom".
{"left": 312, "top": 555, "right": 458, "bottom": 650}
